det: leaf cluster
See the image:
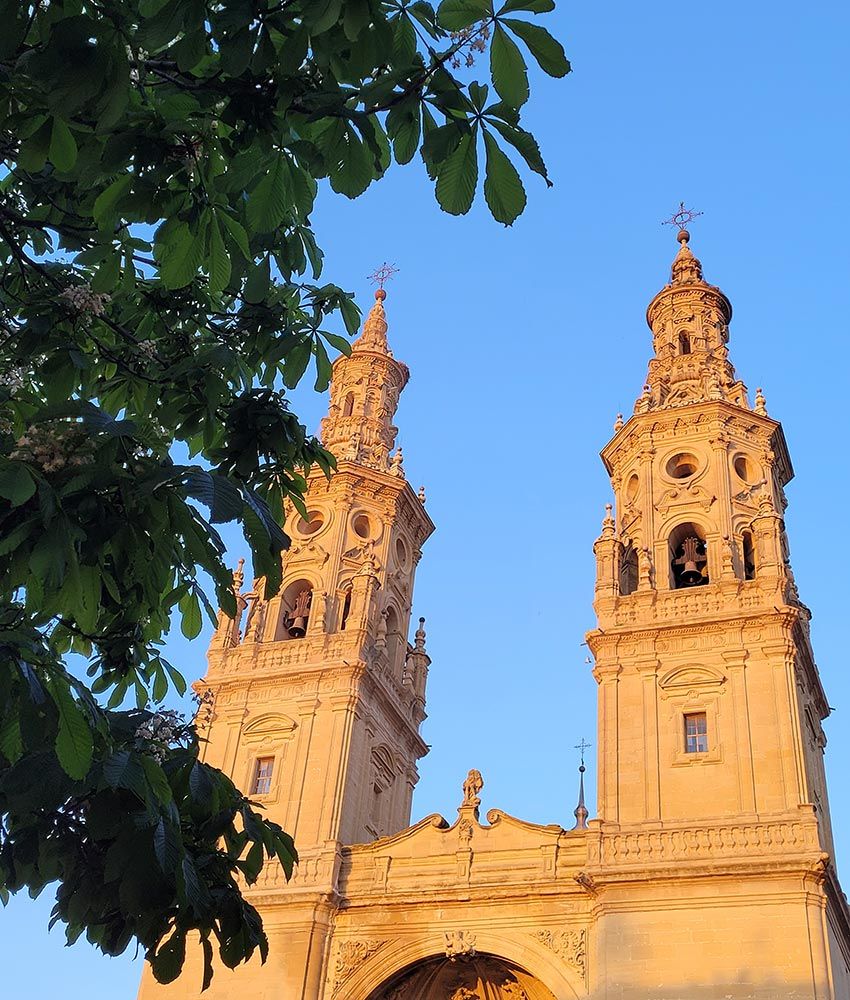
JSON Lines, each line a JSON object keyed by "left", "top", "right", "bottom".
{"left": 0, "top": 609, "right": 296, "bottom": 990}
{"left": 0, "top": 0, "right": 568, "bottom": 986}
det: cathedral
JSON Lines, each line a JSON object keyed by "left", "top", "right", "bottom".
{"left": 137, "top": 229, "right": 850, "bottom": 999}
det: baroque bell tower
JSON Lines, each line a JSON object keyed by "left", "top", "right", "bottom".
{"left": 139, "top": 287, "right": 434, "bottom": 1000}
{"left": 585, "top": 222, "right": 850, "bottom": 996}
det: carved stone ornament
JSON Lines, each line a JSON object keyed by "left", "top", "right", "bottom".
{"left": 333, "top": 939, "right": 386, "bottom": 989}
{"left": 535, "top": 928, "right": 587, "bottom": 981}
{"left": 461, "top": 768, "right": 484, "bottom": 807}
{"left": 655, "top": 483, "right": 715, "bottom": 514}
{"left": 445, "top": 930, "right": 477, "bottom": 960}
{"left": 449, "top": 988, "right": 480, "bottom": 1000}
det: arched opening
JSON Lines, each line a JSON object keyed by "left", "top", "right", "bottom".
{"left": 339, "top": 586, "right": 352, "bottom": 630}
{"left": 625, "top": 473, "right": 639, "bottom": 504}
{"left": 669, "top": 522, "right": 709, "bottom": 589}
{"left": 276, "top": 579, "right": 313, "bottom": 639}
{"left": 619, "top": 542, "right": 638, "bottom": 596}
{"left": 678, "top": 330, "right": 691, "bottom": 355}
{"left": 384, "top": 605, "right": 405, "bottom": 676}
{"left": 343, "top": 392, "right": 355, "bottom": 417}
{"left": 368, "top": 953, "right": 558, "bottom": 1000}
{"left": 742, "top": 529, "right": 756, "bottom": 580}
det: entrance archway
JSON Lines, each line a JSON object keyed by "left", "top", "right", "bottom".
{"left": 367, "top": 952, "right": 558, "bottom": 1000}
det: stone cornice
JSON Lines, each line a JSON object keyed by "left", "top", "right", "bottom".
{"left": 600, "top": 400, "right": 793, "bottom": 485}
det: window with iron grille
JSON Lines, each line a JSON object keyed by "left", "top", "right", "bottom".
{"left": 684, "top": 712, "right": 708, "bottom": 754}
{"left": 252, "top": 756, "right": 274, "bottom": 795}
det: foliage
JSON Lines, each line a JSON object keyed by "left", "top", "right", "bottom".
{"left": 0, "top": 0, "right": 568, "bottom": 989}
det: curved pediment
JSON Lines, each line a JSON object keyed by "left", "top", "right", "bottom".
{"left": 243, "top": 713, "right": 298, "bottom": 740}
{"left": 659, "top": 665, "right": 726, "bottom": 692}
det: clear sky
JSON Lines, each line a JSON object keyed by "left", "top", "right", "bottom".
{"left": 5, "top": 2, "right": 850, "bottom": 996}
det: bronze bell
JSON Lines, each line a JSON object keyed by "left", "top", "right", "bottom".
{"left": 676, "top": 536, "right": 706, "bottom": 585}
{"left": 288, "top": 616, "right": 307, "bottom": 638}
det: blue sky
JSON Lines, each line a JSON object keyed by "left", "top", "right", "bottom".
{"left": 5, "top": 2, "right": 850, "bottom": 996}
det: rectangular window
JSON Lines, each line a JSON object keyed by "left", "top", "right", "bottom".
{"left": 252, "top": 756, "right": 274, "bottom": 795}
{"left": 684, "top": 712, "right": 708, "bottom": 754}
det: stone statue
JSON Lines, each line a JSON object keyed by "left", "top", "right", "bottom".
{"left": 462, "top": 769, "right": 483, "bottom": 807}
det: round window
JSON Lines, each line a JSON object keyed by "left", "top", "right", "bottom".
{"left": 665, "top": 452, "right": 700, "bottom": 480}
{"left": 353, "top": 513, "right": 371, "bottom": 539}
{"left": 395, "top": 537, "right": 408, "bottom": 567}
{"left": 733, "top": 454, "right": 758, "bottom": 484}
{"left": 296, "top": 511, "right": 324, "bottom": 536}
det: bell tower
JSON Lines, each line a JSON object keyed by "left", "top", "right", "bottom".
{"left": 196, "top": 286, "right": 434, "bottom": 853}
{"left": 588, "top": 224, "right": 834, "bottom": 849}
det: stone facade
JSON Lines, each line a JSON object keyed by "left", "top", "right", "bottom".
{"left": 137, "top": 237, "right": 850, "bottom": 1000}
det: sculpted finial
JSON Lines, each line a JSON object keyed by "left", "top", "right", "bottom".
{"left": 414, "top": 616, "right": 427, "bottom": 652}
{"left": 232, "top": 557, "right": 245, "bottom": 593}
{"left": 600, "top": 503, "right": 615, "bottom": 539}
{"left": 573, "top": 739, "right": 591, "bottom": 830}
{"left": 754, "top": 387, "right": 767, "bottom": 415}
{"left": 614, "top": 413, "right": 624, "bottom": 432}
{"left": 461, "top": 768, "right": 483, "bottom": 807}
{"left": 417, "top": 485, "right": 427, "bottom": 504}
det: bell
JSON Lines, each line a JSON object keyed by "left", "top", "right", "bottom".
{"left": 288, "top": 616, "right": 307, "bottom": 638}
{"left": 679, "top": 560, "right": 702, "bottom": 585}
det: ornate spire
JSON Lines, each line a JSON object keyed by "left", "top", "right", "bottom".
{"left": 670, "top": 228, "right": 704, "bottom": 284}
{"left": 572, "top": 739, "right": 590, "bottom": 830}
{"left": 636, "top": 219, "right": 752, "bottom": 413}
{"left": 352, "top": 288, "right": 391, "bottom": 353}
{"left": 320, "top": 286, "right": 410, "bottom": 472}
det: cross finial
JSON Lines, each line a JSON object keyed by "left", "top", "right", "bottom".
{"left": 662, "top": 201, "right": 703, "bottom": 242}
{"left": 574, "top": 738, "right": 592, "bottom": 767}
{"left": 368, "top": 261, "right": 400, "bottom": 290}
{"left": 662, "top": 201, "right": 703, "bottom": 231}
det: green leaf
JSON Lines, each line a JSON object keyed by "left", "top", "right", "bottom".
{"left": 486, "top": 117, "right": 550, "bottom": 184}
{"left": 153, "top": 817, "right": 183, "bottom": 875}
{"left": 244, "top": 255, "right": 271, "bottom": 304}
{"left": 207, "top": 215, "right": 231, "bottom": 296}
{"left": 435, "top": 130, "right": 479, "bottom": 216}
{"left": 103, "top": 751, "right": 147, "bottom": 799}
{"left": 151, "top": 929, "right": 187, "bottom": 984}
{"left": 184, "top": 470, "right": 244, "bottom": 523}
{"left": 313, "top": 337, "right": 332, "bottom": 392}
{"left": 159, "top": 222, "right": 206, "bottom": 289}
{"left": 179, "top": 590, "right": 203, "bottom": 640}
{"left": 490, "top": 23, "right": 529, "bottom": 107}
{"left": 482, "top": 129, "right": 526, "bottom": 225}
{"left": 49, "top": 118, "right": 78, "bottom": 172}
{"left": 503, "top": 18, "right": 571, "bottom": 76}
{"left": 0, "top": 714, "right": 23, "bottom": 764}
{"left": 497, "top": 0, "right": 553, "bottom": 11}
{"left": 93, "top": 174, "right": 132, "bottom": 229}
{"left": 437, "top": 0, "right": 491, "bottom": 30}
{"left": 283, "top": 340, "right": 312, "bottom": 390}
{"left": 217, "top": 211, "right": 251, "bottom": 260}
{"left": 327, "top": 126, "right": 374, "bottom": 199}
{"left": 386, "top": 100, "right": 421, "bottom": 166}
{"left": 45, "top": 676, "right": 93, "bottom": 781}
{"left": 247, "top": 156, "right": 291, "bottom": 233}
{"left": 0, "top": 462, "right": 36, "bottom": 507}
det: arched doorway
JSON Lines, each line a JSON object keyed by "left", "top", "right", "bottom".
{"left": 367, "top": 953, "right": 558, "bottom": 1000}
